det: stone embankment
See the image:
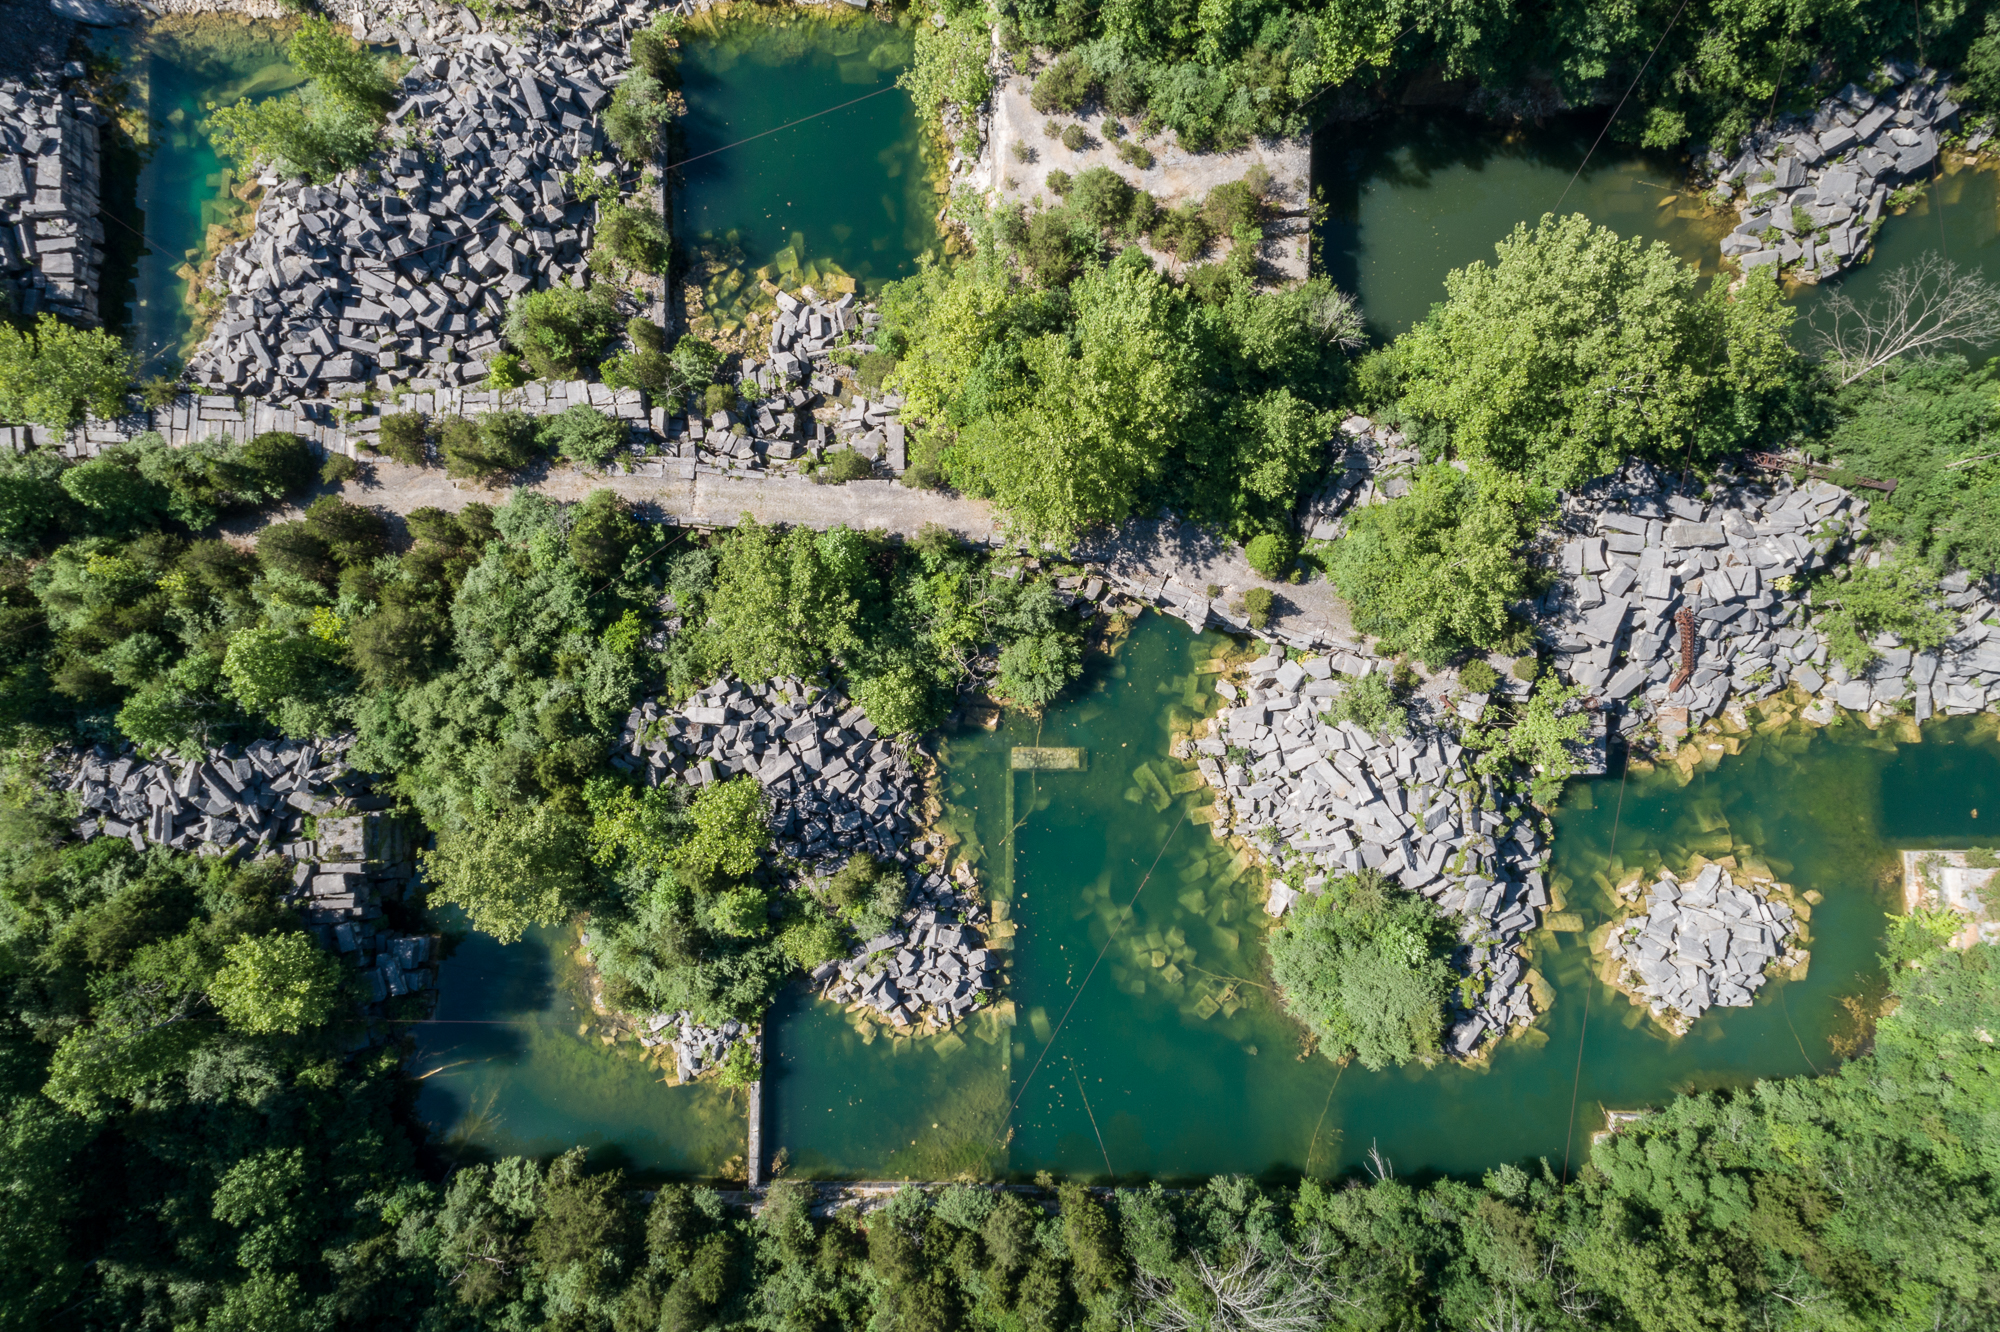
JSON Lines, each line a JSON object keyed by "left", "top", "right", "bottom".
{"left": 186, "top": 0, "right": 647, "bottom": 398}
{"left": 1702, "top": 60, "right": 1965, "bottom": 282}
{"left": 0, "top": 77, "right": 105, "bottom": 323}
{"left": 1600, "top": 863, "right": 1804, "bottom": 1029}
{"left": 1202, "top": 649, "right": 1552, "bottom": 1059}
{"left": 57, "top": 736, "right": 435, "bottom": 1017}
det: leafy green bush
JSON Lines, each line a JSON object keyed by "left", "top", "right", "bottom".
{"left": 601, "top": 319, "right": 672, "bottom": 396}
{"left": 375, "top": 411, "right": 428, "bottom": 466}
{"left": 1060, "top": 122, "right": 1090, "bottom": 152}
{"left": 209, "top": 932, "right": 349, "bottom": 1034}
{"left": 1327, "top": 461, "right": 1553, "bottom": 666}
{"left": 440, "top": 411, "right": 541, "bottom": 479}
{"left": 0, "top": 315, "right": 133, "bottom": 428}
{"left": 1267, "top": 869, "right": 1456, "bottom": 1069}
{"left": 1244, "top": 531, "right": 1295, "bottom": 577}
{"left": 595, "top": 201, "right": 670, "bottom": 275}
{"left": 1322, "top": 670, "right": 1407, "bottom": 738}
{"left": 1456, "top": 658, "right": 1499, "bottom": 693}
{"left": 0, "top": 449, "right": 71, "bottom": 556}
{"left": 702, "top": 382, "right": 738, "bottom": 417}
{"left": 1811, "top": 555, "right": 1955, "bottom": 674}
{"left": 1114, "top": 137, "right": 1154, "bottom": 170}
{"left": 1147, "top": 201, "right": 1213, "bottom": 265}
{"left": 1241, "top": 586, "right": 1273, "bottom": 628}
{"left": 1045, "top": 168, "right": 1073, "bottom": 196}
{"left": 539, "top": 405, "right": 626, "bottom": 468}
{"left": 1030, "top": 53, "right": 1094, "bottom": 114}
{"left": 812, "top": 449, "right": 874, "bottom": 484}
{"left": 603, "top": 64, "right": 677, "bottom": 163}
{"left": 320, "top": 453, "right": 362, "bottom": 485}
{"left": 502, "top": 286, "right": 621, "bottom": 380}
{"left": 1461, "top": 676, "right": 1589, "bottom": 806}
{"left": 1809, "top": 356, "right": 2000, "bottom": 577}
{"left": 207, "top": 18, "right": 388, "bottom": 181}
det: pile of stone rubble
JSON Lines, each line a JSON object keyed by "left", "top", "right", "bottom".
{"left": 1704, "top": 60, "right": 1960, "bottom": 282}
{"left": 668, "top": 286, "right": 906, "bottom": 478}
{"left": 1538, "top": 462, "right": 2000, "bottom": 740}
{"left": 812, "top": 901, "right": 1000, "bottom": 1027}
{"left": 63, "top": 736, "right": 373, "bottom": 854}
{"left": 1205, "top": 651, "right": 1554, "bottom": 1058}
{"left": 616, "top": 675, "right": 924, "bottom": 869}
{"left": 1298, "top": 417, "right": 1417, "bottom": 543}
{"left": 1602, "top": 864, "right": 1801, "bottom": 1024}
{"left": 637, "top": 1010, "right": 753, "bottom": 1083}
{"left": 0, "top": 77, "right": 104, "bottom": 323}
{"left": 188, "top": 0, "right": 650, "bottom": 397}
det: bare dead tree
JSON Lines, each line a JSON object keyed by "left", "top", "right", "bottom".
{"left": 1130, "top": 1231, "right": 1367, "bottom": 1332}
{"left": 1364, "top": 1139, "right": 1395, "bottom": 1181}
{"left": 1812, "top": 253, "right": 2000, "bottom": 385}
{"left": 1474, "top": 1293, "right": 1540, "bottom": 1332}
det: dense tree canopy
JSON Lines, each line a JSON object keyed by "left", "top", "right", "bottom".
{"left": 885, "top": 252, "right": 1357, "bottom": 546}
{"left": 1393, "top": 213, "right": 1805, "bottom": 490}
{"left": 1267, "top": 868, "right": 1458, "bottom": 1068}
{"left": 1328, "top": 460, "right": 1553, "bottom": 666}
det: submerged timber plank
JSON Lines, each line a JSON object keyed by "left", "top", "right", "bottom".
{"left": 1011, "top": 747, "right": 1087, "bottom": 771}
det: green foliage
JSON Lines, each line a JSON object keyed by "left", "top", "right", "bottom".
{"left": 1456, "top": 658, "right": 1499, "bottom": 694}
{"left": 1397, "top": 214, "right": 1806, "bottom": 489}
{"left": 1810, "top": 356, "right": 2000, "bottom": 576}
{"left": 1812, "top": 554, "right": 1956, "bottom": 674}
{"left": 1032, "top": 52, "right": 1095, "bottom": 114}
{"left": 1244, "top": 531, "right": 1294, "bottom": 577}
{"left": 812, "top": 448, "right": 875, "bottom": 484}
{"left": 284, "top": 14, "right": 392, "bottom": 111}
{"left": 603, "top": 62, "right": 677, "bottom": 163}
{"left": 1462, "top": 676, "right": 1590, "bottom": 806}
{"left": 1267, "top": 869, "right": 1456, "bottom": 1069}
{"left": 0, "top": 447, "right": 71, "bottom": 556}
{"left": 375, "top": 410, "right": 428, "bottom": 466}
{"left": 440, "top": 409, "right": 541, "bottom": 479}
{"left": 539, "top": 404, "right": 626, "bottom": 468}
{"left": 421, "top": 802, "right": 593, "bottom": 943}
{"left": 1240, "top": 585, "right": 1273, "bottom": 628}
{"left": 887, "top": 256, "right": 1356, "bottom": 544}
{"left": 1061, "top": 121, "right": 1090, "bottom": 152}
{"left": 0, "top": 315, "right": 134, "bottom": 428}
{"left": 595, "top": 200, "right": 671, "bottom": 275}
{"left": 1328, "top": 461, "right": 1553, "bottom": 666}
{"left": 669, "top": 776, "right": 769, "bottom": 893}
{"left": 569, "top": 488, "right": 639, "bottom": 579}
{"left": 1322, "top": 670, "right": 1407, "bottom": 738}
{"left": 207, "top": 85, "right": 378, "bottom": 182}
{"left": 900, "top": 8, "right": 994, "bottom": 133}
{"left": 208, "top": 931, "right": 348, "bottom": 1034}
{"left": 697, "top": 517, "right": 866, "bottom": 683}
{"left": 502, "top": 285, "right": 622, "bottom": 380}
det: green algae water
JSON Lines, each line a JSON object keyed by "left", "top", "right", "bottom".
{"left": 673, "top": 10, "right": 937, "bottom": 332}
{"left": 411, "top": 919, "right": 744, "bottom": 1180}
{"left": 112, "top": 18, "right": 303, "bottom": 372}
{"left": 1315, "top": 110, "right": 2000, "bottom": 353}
{"left": 767, "top": 613, "right": 2000, "bottom": 1181}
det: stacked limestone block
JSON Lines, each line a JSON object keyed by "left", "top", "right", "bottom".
{"left": 0, "top": 78, "right": 104, "bottom": 323}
